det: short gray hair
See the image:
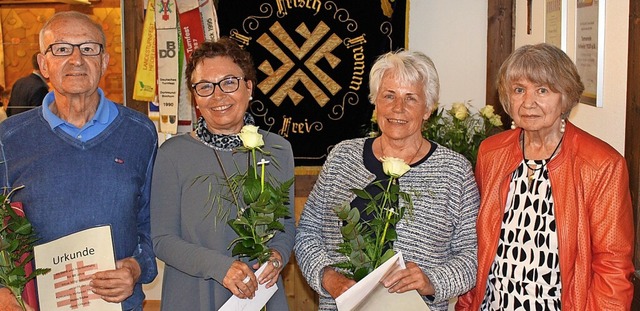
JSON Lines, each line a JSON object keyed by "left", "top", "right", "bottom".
{"left": 39, "top": 11, "right": 106, "bottom": 53}
{"left": 368, "top": 50, "right": 440, "bottom": 112}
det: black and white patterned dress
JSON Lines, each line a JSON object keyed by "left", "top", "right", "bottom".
{"left": 480, "top": 159, "right": 562, "bottom": 310}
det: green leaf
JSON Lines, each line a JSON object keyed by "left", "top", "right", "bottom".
{"left": 0, "top": 188, "right": 50, "bottom": 298}
{"left": 227, "top": 220, "right": 252, "bottom": 237}
{"left": 351, "top": 188, "right": 374, "bottom": 201}
{"left": 378, "top": 249, "right": 396, "bottom": 267}
{"left": 12, "top": 223, "right": 32, "bottom": 235}
{"left": 332, "top": 261, "right": 354, "bottom": 270}
{"left": 241, "top": 238, "right": 255, "bottom": 248}
{"left": 253, "top": 215, "right": 273, "bottom": 226}
{"left": 242, "top": 171, "right": 261, "bottom": 204}
{"left": 354, "top": 267, "right": 371, "bottom": 282}
{"left": 334, "top": 203, "right": 350, "bottom": 219}
{"left": 267, "top": 221, "right": 285, "bottom": 232}
{"left": 340, "top": 223, "right": 357, "bottom": 240}
{"left": 349, "top": 234, "right": 366, "bottom": 250}
{"left": 383, "top": 228, "right": 397, "bottom": 242}
{"left": 350, "top": 250, "right": 369, "bottom": 266}
{"left": 231, "top": 243, "right": 253, "bottom": 257}
{"left": 346, "top": 208, "right": 360, "bottom": 224}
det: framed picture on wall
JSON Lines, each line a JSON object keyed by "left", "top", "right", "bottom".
{"left": 544, "top": 0, "right": 567, "bottom": 50}
{"left": 575, "top": 0, "right": 605, "bottom": 107}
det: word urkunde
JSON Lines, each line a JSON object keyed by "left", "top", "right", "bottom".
{"left": 52, "top": 247, "right": 96, "bottom": 265}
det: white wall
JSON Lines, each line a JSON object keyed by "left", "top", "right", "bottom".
{"left": 409, "top": 1, "right": 488, "bottom": 111}
{"left": 514, "top": 0, "right": 629, "bottom": 153}
{"left": 143, "top": 0, "right": 491, "bottom": 301}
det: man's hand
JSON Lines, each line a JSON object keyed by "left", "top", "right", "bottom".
{"left": 0, "top": 288, "right": 35, "bottom": 311}
{"left": 90, "top": 257, "right": 141, "bottom": 303}
{"left": 321, "top": 267, "right": 356, "bottom": 299}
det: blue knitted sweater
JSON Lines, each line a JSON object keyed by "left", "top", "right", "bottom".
{"left": 0, "top": 103, "right": 158, "bottom": 310}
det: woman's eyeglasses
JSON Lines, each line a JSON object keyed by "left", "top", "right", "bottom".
{"left": 191, "top": 77, "right": 245, "bottom": 97}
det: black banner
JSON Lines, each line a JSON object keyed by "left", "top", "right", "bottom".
{"left": 217, "top": 0, "right": 407, "bottom": 166}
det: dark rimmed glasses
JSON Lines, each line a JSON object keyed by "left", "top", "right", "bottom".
{"left": 191, "top": 77, "right": 244, "bottom": 97}
{"left": 45, "top": 42, "right": 104, "bottom": 56}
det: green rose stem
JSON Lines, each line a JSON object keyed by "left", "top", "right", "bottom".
{"left": 257, "top": 159, "right": 269, "bottom": 194}
{"left": 251, "top": 149, "right": 258, "bottom": 179}
{"left": 375, "top": 176, "right": 396, "bottom": 268}
{"left": 245, "top": 143, "right": 270, "bottom": 311}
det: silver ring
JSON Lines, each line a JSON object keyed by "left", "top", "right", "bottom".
{"left": 271, "top": 259, "right": 281, "bottom": 269}
{"left": 242, "top": 275, "right": 250, "bottom": 284}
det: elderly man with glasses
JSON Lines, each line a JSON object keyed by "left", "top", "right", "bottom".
{"left": 0, "top": 11, "right": 158, "bottom": 311}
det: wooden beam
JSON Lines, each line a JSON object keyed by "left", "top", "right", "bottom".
{"left": 122, "top": 0, "right": 146, "bottom": 114}
{"left": 486, "top": 0, "right": 513, "bottom": 128}
{"left": 626, "top": 0, "right": 640, "bottom": 270}
{"left": 0, "top": 0, "right": 90, "bottom": 4}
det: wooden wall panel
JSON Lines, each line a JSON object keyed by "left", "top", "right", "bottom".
{"left": 486, "top": 0, "right": 513, "bottom": 129}
{"left": 626, "top": 0, "right": 640, "bottom": 309}
{"left": 283, "top": 167, "right": 321, "bottom": 311}
{"left": 121, "top": 0, "right": 146, "bottom": 113}
{"left": 0, "top": 0, "right": 123, "bottom": 105}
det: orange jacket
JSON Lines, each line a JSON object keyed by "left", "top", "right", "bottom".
{"left": 456, "top": 122, "right": 634, "bottom": 310}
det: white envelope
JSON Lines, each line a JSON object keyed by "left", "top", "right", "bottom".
{"left": 218, "top": 263, "right": 278, "bottom": 311}
{"left": 335, "top": 251, "right": 430, "bottom": 311}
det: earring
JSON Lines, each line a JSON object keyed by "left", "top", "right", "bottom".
{"left": 511, "top": 121, "right": 516, "bottom": 130}
{"left": 196, "top": 105, "right": 200, "bottom": 109}
{"left": 249, "top": 96, "right": 253, "bottom": 101}
{"left": 560, "top": 118, "right": 566, "bottom": 133}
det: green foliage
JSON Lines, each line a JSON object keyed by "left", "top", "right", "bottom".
{"left": 422, "top": 102, "right": 503, "bottom": 167}
{"left": 0, "top": 187, "right": 50, "bottom": 310}
{"left": 227, "top": 171, "right": 293, "bottom": 264}
{"left": 332, "top": 176, "right": 413, "bottom": 282}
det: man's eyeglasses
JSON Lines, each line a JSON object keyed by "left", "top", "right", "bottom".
{"left": 191, "top": 77, "right": 244, "bottom": 97}
{"left": 45, "top": 42, "right": 104, "bottom": 56}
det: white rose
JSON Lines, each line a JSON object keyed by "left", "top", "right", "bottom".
{"left": 239, "top": 126, "right": 264, "bottom": 149}
{"left": 479, "top": 105, "right": 495, "bottom": 118}
{"left": 451, "top": 102, "right": 469, "bottom": 121}
{"left": 240, "top": 125, "right": 260, "bottom": 133}
{"left": 489, "top": 114, "right": 503, "bottom": 127}
{"left": 381, "top": 157, "right": 410, "bottom": 178}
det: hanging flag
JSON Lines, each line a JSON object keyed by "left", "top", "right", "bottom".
{"left": 155, "top": 0, "right": 180, "bottom": 134}
{"left": 133, "top": 0, "right": 157, "bottom": 102}
{"left": 217, "top": 0, "right": 407, "bottom": 165}
{"left": 175, "top": 0, "right": 205, "bottom": 61}
{"left": 199, "top": 0, "right": 219, "bottom": 42}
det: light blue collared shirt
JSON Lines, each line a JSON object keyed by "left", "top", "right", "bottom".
{"left": 42, "top": 88, "right": 119, "bottom": 142}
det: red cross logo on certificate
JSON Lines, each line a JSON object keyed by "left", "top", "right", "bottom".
{"left": 53, "top": 261, "right": 102, "bottom": 309}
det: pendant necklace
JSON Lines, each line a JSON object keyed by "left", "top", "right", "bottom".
{"left": 522, "top": 135, "right": 563, "bottom": 188}
{"left": 380, "top": 138, "right": 424, "bottom": 165}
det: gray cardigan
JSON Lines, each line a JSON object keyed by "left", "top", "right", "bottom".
{"left": 294, "top": 138, "right": 479, "bottom": 311}
{"left": 151, "top": 131, "right": 295, "bottom": 311}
